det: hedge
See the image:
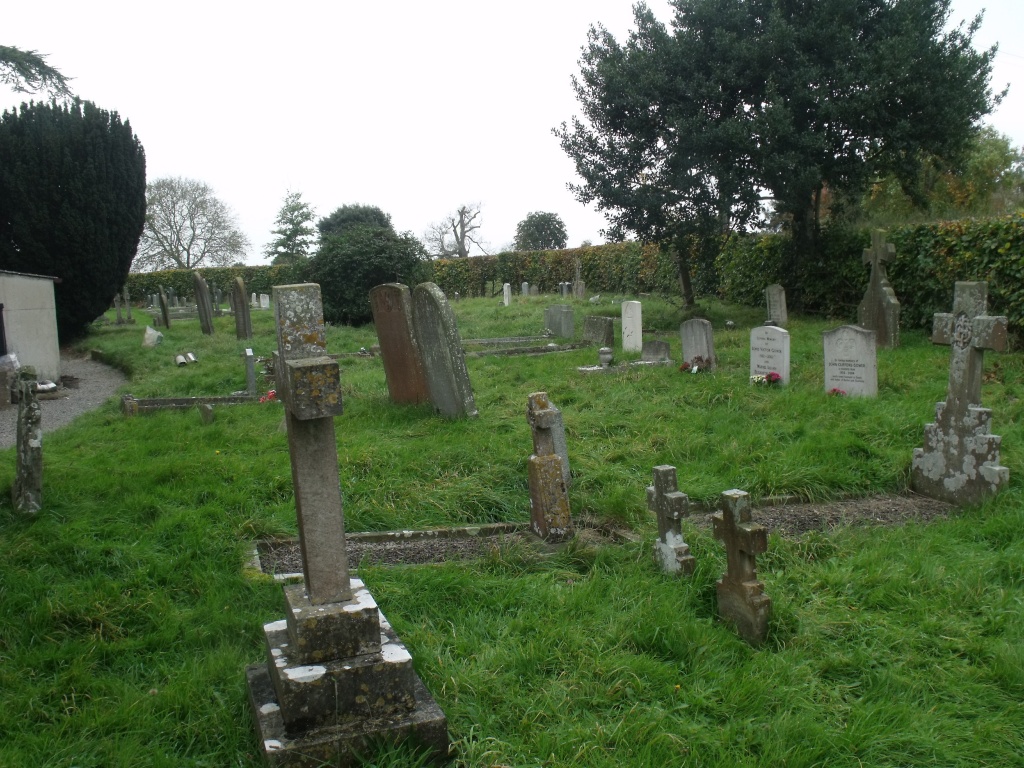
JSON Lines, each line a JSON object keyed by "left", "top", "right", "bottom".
{"left": 126, "top": 264, "right": 303, "bottom": 304}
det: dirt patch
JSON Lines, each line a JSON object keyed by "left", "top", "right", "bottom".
{"left": 257, "top": 494, "right": 954, "bottom": 574}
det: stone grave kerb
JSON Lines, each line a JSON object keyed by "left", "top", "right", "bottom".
{"left": 646, "top": 465, "right": 694, "bottom": 575}
{"left": 712, "top": 489, "right": 771, "bottom": 646}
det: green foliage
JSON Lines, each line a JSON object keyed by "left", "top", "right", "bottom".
{"left": 514, "top": 211, "right": 568, "bottom": 251}
{"left": 263, "top": 191, "right": 315, "bottom": 266}
{"left": 0, "top": 45, "right": 72, "bottom": 98}
{"left": 317, "top": 204, "right": 394, "bottom": 240}
{"left": 125, "top": 264, "right": 302, "bottom": 305}
{"left": 0, "top": 99, "right": 146, "bottom": 341}
{"left": 303, "top": 225, "right": 428, "bottom": 325}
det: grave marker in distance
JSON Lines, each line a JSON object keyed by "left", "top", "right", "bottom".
{"left": 713, "top": 489, "right": 771, "bottom": 646}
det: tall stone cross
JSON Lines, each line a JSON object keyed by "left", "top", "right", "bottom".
{"left": 911, "top": 281, "right": 1009, "bottom": 504}
{"left": 273, "top": 283, "right": 351, "bottom": 604}
{"left": 712, "top": 489, "right": 771, "bottom": 646}
{"left": 646, "top": 465, "right": 694, "bottom": 575}
{"left": 863, "top": 229, "right": 894, "bottom": 278}
{"left": 858, "top": 230, "right": 901, "bottom": 347}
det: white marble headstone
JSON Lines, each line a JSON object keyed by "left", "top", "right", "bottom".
{"left": 822, "top": 325, "right": 877, "bottom": 397}
{"left": 749, "top": 325, "right": 790, "bottom": 384}
{"left": 502, "top": 283, "right": 511, "bottom": 307}
{"left": 621, "top": 301, "right": 642, "bottom": 352}
{"left": 260, "top": 293, "right": 271, "bottom": 310}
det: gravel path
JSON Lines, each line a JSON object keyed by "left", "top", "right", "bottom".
{"left": 0, "top": 351, "right": 127, "bottom": 450}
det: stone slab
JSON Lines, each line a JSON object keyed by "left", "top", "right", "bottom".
{"left": 369, "top": 283, "right": 429, "bottom": 405}
{"left": 412, "top": 283, "right": 477, "bottom": 419}
{"left": 749, "top": 326, "right": 790, "bottom": 384}
{"left": 621, "top": 301, "right": 642, "bottom": 352}
{"left": 822, "top": 325, "right": 877, "bottom": 397}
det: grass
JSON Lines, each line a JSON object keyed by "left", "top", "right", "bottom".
{"left": 0, "top": 292, "right": 1021, "bottom": 766}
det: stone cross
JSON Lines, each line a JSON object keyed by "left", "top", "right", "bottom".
{"left": 646, "top": 465, "right": 694, "bottom": 575}
{"left": 13, "top": 367, "right": 42, "bottom": 514}
{"left": 911, "top": 281, "right": 1009, "bottom": 504}
{"left": 273, "top": 284, "right": 350, "bottom": 604}
{"left": 857, "top": 230, "right": 901, "bottom": 347}
{"left": 526, "top": 391, "right": 572, "bottom": 541}
{"left": 712, "top": 489, "right": 771, "bottom": 646}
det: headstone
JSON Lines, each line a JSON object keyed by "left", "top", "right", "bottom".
{"left": 247, "top": 282, "right": 448, "bottom": 766}
{"left": 822, "top": 325, "right": 877, "bottom": 397}
{"left": 198, "top": 403, "right": 215, "bottom": 425}
{"left": 251, "top": 292, "right": 258, "bottom": 308}
{"left": 13, "top": 367, "right": 42, "bottom": 514}
{"left": 765, "top": 284, "right": 787, "bottom": 327}
{"left": 502, "top": 283, "right": 511, "bottom": 307}
{"left": 411, "top": 282, "right": 478, "bottom": 418}
{"left": 167, "top": 287, "right": 177, "bottom": 306}
{"left": 680, "top": 318, "right": 716, "bottom": 370}
{"left": 158, "top": 287, "right": 171, "bottom": 330}
{"left": 646, "top": 465, "right": 694, "bottom": 575}
{"left": 213, "top": 287, "right": 223, "bottom": 317}
{"left": 232, "top": 277, "right": 252, "bottom": 340}
{"left": 749, "top": 326, "right": 790, "bottom": 384}
{"left": 113, "top": 292, "right": 124, "bottom": 325}
{"left": 244, "top": 348, "right": 257, "bottom": 397}
{"left": 582, "top": 316, "right": 614, "bottom": 347}
{"left": 522, "top": 282, "right": 529, "bottom": 296}
{"left": 544, "top": 304, "right": 574, "bottom": 338}
{"left": 123, "top": 286, "right": 133, "bottom": 322}
{"left": 621, "top": 301, "right": 642, "bottom": 352}
{"left": 713, "top": 489, "right": 771, "bottom": 646}
{"left": 857, "top": 230, "right": 901, "bottom": 347}
{"left": 529, "top": 285, "right": 539, "bottom": 297}
{"left": 527, "top": 391, "right": 571, "bottom": 489}
{"left": 526, "top": 392, "right": 573, "bottom": 541}
{"left": 641, "top": 340, "right": 670, "bottom": 363}
{"left": 369, "top": 283, "right": 429, "bottom": 405}
{"left": 193, "top": 270, "right": 215, "bottom": 335}
{"left": 574, "top": 280, "right": 586, "bottom": 300}
{"left": 142, "top": 326, "right": 163, "bottom": 348}
{"left": 260, "top": 293, "right": 271, "bottom": 310}
{"left": 911, "top": 281, "right": 1009, "bottom": 505}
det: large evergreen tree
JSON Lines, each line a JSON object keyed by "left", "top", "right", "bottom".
{"left": 0, "top": 45, "right": 72, "bottom": 98}
{"left": 264, "top": 191, "right": 316, "bottom": 265}
{"left": 0, "top": 99, "right": 146, "bottom": 340}
{"left": 513, "top": 212, "right": 568, "bottom": 251}
{"left": 317, "top": 204, "right": 394, "bottom": 240}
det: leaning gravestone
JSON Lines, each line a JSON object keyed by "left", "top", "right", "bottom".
{"left": 911, "top": 281, "right": 1009, "bottom": 505}
{"left": 13, "top": 367, "right": 42, "bottom": 514}
{"left": 527, "top": 391, "right": 570, "bottom": 489}
{"left": 764, "top": 284, "right": 788, "bottom": 327}
{"left": 246, "top": 283, "right": 448, "bottom": 765}
{"left": 158, "top": 287, "right": 171, "bottom": 329}
{"left": 232, "top": 276, "right": 252, "bottom": 340}
{"left": 646, "top": 465, "right": 694, "bottom": 575}
{"left": 526, "top": 392, "right": 573, "bottom": 541}
{"left": 544, "top": 304, "right": 574, "bottom": 338}
{"left": 822, "top": 325, "right": 877, "bottom": 397}
{"left": 369, "top": 283, "right": 429, "bottom": 405}
{"left": 193, "top": 270, "right": 215, "bottom": 335}
{"left": 412, "top": 283, "right": 478, "bottom": 418}
{"left": 583, "top": 316, "right": 614, "bottom": 347}
{"left": 857, "top": 230, "right": 901, "bottom": 347}
{"left": 713, "top": 489, "right": 771, "bottom": 646}
{"left": 680, "top": 318, "right": 716, "bottom": 370}
{"left": 621, "top": 301, "right": 643, "bottom": 352}
{"left": 749, "top": 325, "right": 790, "bottom": 384}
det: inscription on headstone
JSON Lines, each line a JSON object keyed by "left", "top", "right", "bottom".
{"left": 822, "top": 325, "right": 877, "bottom": 397}
{"left": 749, "top": 326, "right": 790, "bottom": 384}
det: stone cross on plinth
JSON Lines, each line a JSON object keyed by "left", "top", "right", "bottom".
{"left": 857, "top": 230, "right": 901, "bottom": 347}
{"left": 911, "top": 281, "right": 1009, "bottom": 505}
{"left": 712, "top": 489, "right": 771, "bottom": 646}
{"left": 646, "top": 465, "right": 694, "bottom": 575}
{"left": 526, "top": 392, "right": 573, "bottom": 541}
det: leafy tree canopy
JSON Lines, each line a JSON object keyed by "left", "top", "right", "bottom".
{"left": 513, "top": 212, "right": 568, "bottom": 251}
{"left": 0, "top": 45, "right": 72, "bottom": 98}
{"left": 264, "top": 191, "right": 315, "bottom": 266}
{"left": 317, "top": 204, "right": 394, "bottom": 240}
{"left": 0, "top": 99, "right": 146, "bottom": 341}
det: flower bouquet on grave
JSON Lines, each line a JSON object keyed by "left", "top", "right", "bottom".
{"left": 259, "top": 389, "right": 277, "bottom": 403}
{"left": 750, "top": 371, "right": 782, "bottom": 387}
{"left": 827, "top": 387, "right": 847, "bottom": 397}
{"left": 679, "top": 355, "right": 714, "bottom": 374}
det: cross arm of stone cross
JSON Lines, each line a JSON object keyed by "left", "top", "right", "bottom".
{"left": 647, "top": 465, "right": 689, "bottom": 524}
{"left": 712, "top": 490, "right": 768, "bottom": 582}
{"left": 931, "top": 312, "right": 1008, "bottom": 353}
{"left": 863, "top": 230, "right": 895, "bottom": 268}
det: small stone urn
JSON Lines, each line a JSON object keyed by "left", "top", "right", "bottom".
{"left": 598, "top": 347, "right": 613, "bottom": 368}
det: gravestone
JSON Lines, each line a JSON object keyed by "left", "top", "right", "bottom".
{"left": 168, "top": 287, "right": 177, "bottom": 307}
{"left": 713, "top": 489, "right": 771, "bottom": 646}
{"left": 544, "top": 304, "right": 574, "bottom": 338}
{"left": 369, "top": 283, "right": 429, "bottom": 405}
{"left": 911, "top": 281, "right": 1009, "bottom": 505}
{"left": 857, "top": 230, "right": 901, "bottom": 347}
{"left": 260, "top": 293, "right": 271, "bottom": 310}
{"left": 529, "top": 285, "right": 539, "bottom": 297}
{"left": 522, "top": 282, "right": 529, "bottom": 296}
{"left": 680, "top": 318, "right": 716, "bottom": 370}
{"left": 527, "top": 391, "right": 571, "bottom": 489}
{"left": 213, "top": 287, "right": 223, "bottom": 317}
{"left": 193, "top": 270, "right": 215, "bottom": 335}
{"left": 13, "top": 367, "right": 42, "bottom": 514}
{"left": 621, "top": 301, "right": 642, "bottom": 352}
{"left": 232, "top": 277, "right": 252, "bottom": 340}
{"left": 765, "top": 284, "right": 787, "bottom": 327}
{"left": 123, "top": 287, "right": 133, "bottom": 322}
{"left": 574, "top": 280, "right": 586, "bottom": 300}
{"left": 113, "top": 292, "right": 124, "bottom": 324}
{"left": 503, "top": 283, "right": 511, "bottom": 306}
{"left": 526, "top": 392, "right": 573, "bottom": 541}
{"left": 583, "top": 316, "right": 614, "bottom": 347}
{"left": 749, "top": 326, "right": 790, "bottom": 384}
{"left": 198, "top": 403, "right": 215, "bottom": 425}
{"left": 412, "top": 282, "right": 478, "bottom": 418}
{"left": 247, "top": 283, "right": 448, "bottom": 765}
{"left": 158, "top": 288, "right": 171, "bottom": 329}
{"left": 641, "top": 340, "right": 671, "bottom": 362}
{"left": 822, "top": 325, "right": 877, "bottom": 397}
{"left": 244, "top": 348, "right": 257, "bottom": 396}
{"left": 646, "top": 465, "right": 694, "bottom": 575}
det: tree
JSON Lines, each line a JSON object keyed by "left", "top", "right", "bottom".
{"left": 134, "top": 177, "right": 250, "bottom": 271}
{"left": 0, "top": 99, "right": 146, "bottom": 341}
{"left": 264, "top": 191, "right": 316, "bottom": 266}
{"left": 303, "top": 226, "right": 427, "bottom": 325}
{"left": 424, "top": 204, "right": 489, "bottom": 258}
{"left": 317, "top": 204, "right": 394, "bottom": 240}
{"left": 513, "top": 212, "right": 568, "bottom": 251}
{"left": 0, "top": 45, "right": 72, "bottom": 98}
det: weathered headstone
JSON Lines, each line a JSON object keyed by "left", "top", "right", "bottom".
{"left": 526, "top": 392, "right": 573, "bottom": 541}
{"left": 522, "top": 281, "right": 529, "bottom": 296}
{"left": 502, "top": 283, "right": 511, "bottom": 306}
{"left": 213, "top": 287, "right": 223, "bottom": 317}
{"left": 113, "top": 292, "right": 124, "bottom": 324}
{"left": 621, "top": 301, "right": 642, "bottom": 352}
{"left": 193, "top": 270, "right": 215, "bottom": 335}
{"left": 232, "top": 277, "right": 252, "bottom": 340}
{"left": 574, "top": 280, "right": 586, "bottom": 300}
{"left": 158, "top": 287, "right": 171, "bottom": 329}
{"left": 244, "top": 348, "right": 257, "bottom": 397}
{"left": 527, "top": 391, "right": 571, "bottom": 488}
{"left": 198, "top": 403, "right": 215, "bottom": 424}
{"left": 646, "top": 465, "right": 694, "bottom": 575}
{"left": 247, "top": 283, "right": 448, "bottom": 765}
{"left": 911, "top": 281, "right": 1009, "bottom": 504}
{"left": 641, "top": 340, "right": 671, "bottom": 362}
{"left": 822, "top": 325, "right": 877, "bottom": 397}
{"left": 167, "top": 287, "right": 177, "bottom": 306}
{"left": 749, "top": 326, "right": 790, "bottom": 384}
{"left": 123, "top": 286, "right": 133, "bottom": 322}
{"left": 857, "top": 230, "right": 901, "bottom": 347}
{"left": 544, "top": 304, "right": 574, "bottom": 338}
{"left": 411, "top": 282, "right": 478, "bottom": 418}
{"left": 583, "top": 315, "right": 614, "bottom": 347}
{"left": 13, "top": 367, "right": 42, "bottom": 514}
{"left": 765, "top": 284, "right": 788, "bottom": 327}
{"left": 369, "top": 283, "right": 429, "bottom": 405}
{"left": 680, "top": 318, "right": 716, "bottom": 370}
{"left": 260, "top": 293, "right": 271, "bottom": 310}
{"left": 713, "top": 489, "right": 771, "bottom": 646}
{"left": 529, "top": 285, "right": 539, "bottom": 297}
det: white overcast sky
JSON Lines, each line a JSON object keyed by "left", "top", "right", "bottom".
{"left": 3, "top": 1, "right": 1022, "bottom": 263}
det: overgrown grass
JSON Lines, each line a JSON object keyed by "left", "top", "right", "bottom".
{"left": 0, "top": 294, "right": 1020, "bottom": 766}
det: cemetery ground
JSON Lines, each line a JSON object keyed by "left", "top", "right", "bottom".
{"left": 0, "top": 294, "right": 1021, "bottom": 767}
